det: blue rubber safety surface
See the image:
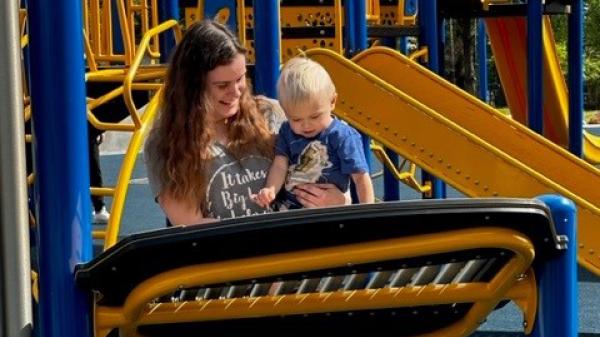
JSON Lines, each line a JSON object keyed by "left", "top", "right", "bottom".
{"left": 98, "top": 153, "right": 600, "bottom": 335}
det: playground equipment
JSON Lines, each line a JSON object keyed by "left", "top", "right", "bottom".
{"left": 2, "top": 0, "right": 593, "bottom": 336}
{"left": 306, "top": 46, "right": 600, "bottom": 274}
{"left": 485, "top": 16, "right": 600, "bottom": 164}
{"left": 76, "top": 199, "right": 576, "bottom": 337}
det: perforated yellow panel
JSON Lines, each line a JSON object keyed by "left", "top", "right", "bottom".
{"left": 281, "top": 38, "right": 338, "bottom": 61}
{"left": 242, "top": 6, "right": 255, "bottom": 63}
{"left": 380, "top": 5, "right": 400, "bottom": 25}
{"left": 280, "top": 6, "right": 340, "bottom": 28}
{"left": 243, "top": 4, "right": 342, "bottom": 64}
{"left": 379, "top": 3, "right": 417, "bottom": 26}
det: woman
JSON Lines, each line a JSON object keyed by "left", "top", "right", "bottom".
{"left": 145, "top": 20, "right": 347, "bottom": 225}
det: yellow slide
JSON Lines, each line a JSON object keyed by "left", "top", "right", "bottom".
{"left": 486, "top": 16, "right": 600, "bottom": 164}
{"left": 305, "top": 47, "right": 600, "bottom": 276}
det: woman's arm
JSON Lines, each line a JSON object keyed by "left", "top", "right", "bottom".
{"left": 293, "top": 183, "right": 351, "bottom": 208}
{"left": 158, "top": 192, "right": 217, "bottom": 226}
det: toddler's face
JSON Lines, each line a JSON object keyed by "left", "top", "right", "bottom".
{"left": 285, "top": 94, "right": 335, "bottom": 138}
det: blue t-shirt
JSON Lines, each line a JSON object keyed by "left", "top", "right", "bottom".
{"left": 276, "top": 118, "right": 369, "bottom": 208}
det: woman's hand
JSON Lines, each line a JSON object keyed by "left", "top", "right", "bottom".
{"left": 293, "top": 183, "right": 350, "bottom": 208}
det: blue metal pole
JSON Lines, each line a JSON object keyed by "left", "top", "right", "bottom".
{"left": 354, "top": 0, "right": 367, "bottom": 52}
{"left": 27, "top": 0, "right": 93, "bottom": 335}
{"left": 568, "top": 0, "right": 584, "bottom": 157}
{"left": 532, "top": 195, "right": 577, "bottom": 337}
{"left": 111, "top": 0, "right": 124, "bottom": 55}
{"left": 344, "top": 2, "right": 357, "bottom": 56}
{"left": 418, "top": 0, "right": 445, "bottom": 198}
{"left": 158, "top": 0, "right": 179, "bottom": 63}
{"left": 345, "top": 0, "right": 372, "bottom": 203}
{"left": 253, "top": 0, "right": 280, "bottom": 98}
{"left": 477, "top": 19, "right": 489, "bottom": 103}
{"left": 383, "top": 37, "right": 402, "bottom": 201}
{"left": 527, "top": 0, "right": 543, "bottom": 134}
{"left": 353, "top": 0, "right": 372, "bottom": 177}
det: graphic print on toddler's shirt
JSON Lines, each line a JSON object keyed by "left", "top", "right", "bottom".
{"left": 285, "top": 140, "right": 332, "bottom": 191}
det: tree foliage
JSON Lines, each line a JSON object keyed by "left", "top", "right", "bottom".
{"left": 551, "top": 0, "right": 600, "bottom": 109}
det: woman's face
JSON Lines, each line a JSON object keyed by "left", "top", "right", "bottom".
{"left": 206, "top": 53, "right": 247, "bottom": 123}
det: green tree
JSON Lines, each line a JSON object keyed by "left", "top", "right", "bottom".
{"left": 551, "top": 0, "right": 600, "bottom": 109}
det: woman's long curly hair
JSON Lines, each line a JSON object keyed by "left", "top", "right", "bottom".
{"left": 150, "top": 20, "right": 273, "bottom": 213}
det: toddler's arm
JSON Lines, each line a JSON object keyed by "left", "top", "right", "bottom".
{"left": 351, "top": 172, "right": 375, "bottom": 204}
{"left": 253, "top": 155, "right": 289, "bottom": 207}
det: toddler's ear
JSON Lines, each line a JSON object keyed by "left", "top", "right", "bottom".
{"left": 330, "top": 93, "right": 338, "bottom": 110}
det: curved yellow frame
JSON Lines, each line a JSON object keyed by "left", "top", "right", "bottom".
{"left": 93, "top": 227, "right": 535, "bottom": 337}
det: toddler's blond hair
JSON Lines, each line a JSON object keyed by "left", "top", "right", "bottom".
{"left": 277, "top": 57, "right": 336, "bottom": 111}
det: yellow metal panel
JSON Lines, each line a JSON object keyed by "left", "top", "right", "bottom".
{"left": 306, "top": 47, "right": 600, "bottom": 276}
{"left": 281, "top": 38, "right": 338, "bottom": 61}
{"left": 380, "top": 5, "right": 400, "bottom": 25}
{"left": 280, "top": 6, "right": 341, "bottom": 28}
{"left": 244, "top": 2, "right": 343, "bottom": 64}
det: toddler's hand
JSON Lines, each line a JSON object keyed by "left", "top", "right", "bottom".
{"left": 251, "top": 188, "right": 276, "bottom": 208}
